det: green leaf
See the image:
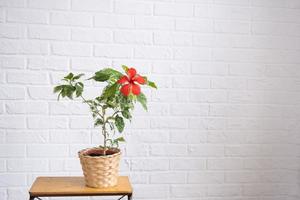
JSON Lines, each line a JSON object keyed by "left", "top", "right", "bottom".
{"left": 137, "top": 92, "right": 147, "bottom": 111}
{"left": 121, "top": 109, "right": 131, "bottom": 119}
{"left": 148, "top": 80, "right": 157, "bottom": 89}
{"left": 94, "top": 118, "right": 103, "bottom": 127}
{"left": 122, "top": 65, "right": 129, "bottom": 72}
{"left": 64, "top": 73, "right": 74, "bottom": 80}
{"left": 53, "top": 85, "right": 62, "bottom": 93}
{"left": 91, "top": 72, "right": 110, "bottom": 82}
{"left": 73, "top": 73, "right": 84, "bottom": 80}
{"left": 75, "top": 83, "right": 83, "bottom": 97}
{"left": 102, "top": 83, "right": 118, "bottom": 99}
{"left": 89, "top": 68, "right": 122, "bottom": 82}
{"left": 114, "top": 137, "right": 125, "bottom": 142}
{"left": 115, "top": 115, "right": 125, "bottom": 133}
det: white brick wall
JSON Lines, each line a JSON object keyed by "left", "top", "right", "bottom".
{"left": 0, "top": 0, "right": 300, "bottom": 200}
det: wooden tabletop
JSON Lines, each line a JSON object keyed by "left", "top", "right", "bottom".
{"left": 29, "top": 176, "right": 132, "bottom": 197}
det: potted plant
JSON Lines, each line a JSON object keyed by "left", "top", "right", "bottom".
{"left": 53, "top": 66, "right": 157, "bottom": 188}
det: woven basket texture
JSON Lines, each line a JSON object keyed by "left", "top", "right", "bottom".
{"left": 78, "top": 148, "right": 121, "bottom": 188}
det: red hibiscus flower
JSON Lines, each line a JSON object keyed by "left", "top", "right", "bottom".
{"left": 117, "top": 68, "right": 146, "bottom": 96}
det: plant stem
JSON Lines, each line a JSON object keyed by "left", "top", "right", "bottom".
{"left": 102, "top": 107, "right": 107, "bottom": 156}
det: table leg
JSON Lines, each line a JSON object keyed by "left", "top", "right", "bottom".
{"left": 128, "top": 193, "right": 132, "bottom": 200}
{"left": 29, "top": 196, "right": 35, "bottom": 200}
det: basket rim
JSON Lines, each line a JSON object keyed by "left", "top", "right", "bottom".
{"left": 78, "top": 147, "right": 121, "bottom": 159}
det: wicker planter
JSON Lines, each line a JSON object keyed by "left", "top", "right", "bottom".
{"left": 78, "top": 147, "right": 121, "bottom": 188}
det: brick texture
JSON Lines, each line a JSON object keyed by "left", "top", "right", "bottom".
{"left": 0, "top": 1, "right": 300, "bottom": 200}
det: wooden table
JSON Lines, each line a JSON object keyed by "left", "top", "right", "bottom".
{"left": 29, "top": 176, "right": 133, "bottom": 200}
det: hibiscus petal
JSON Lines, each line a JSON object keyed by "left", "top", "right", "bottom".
{"left": 133, "top": 75, "right": 146, "bottom": 85}
{"left": 131, "top": 83, "right": 141, "bottom": 95}
{"left": 120, "top": 84, "right": 131, "bottom": 96}
{"left": 117, "top": 76, "right": 129, "bottom": 84}
{"left": 127, "top": 68, "right": 136, "bottom": 80}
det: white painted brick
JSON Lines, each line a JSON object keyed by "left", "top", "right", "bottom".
{"left": 0, "top": 116, "right": 25, "bottom": 129}
{"left": 170, "top": 130, "right": 206, "bottom": 144}
{"left": 214, "top": 20, "right": 250, "bottom": 34}
{"left": 69, "top": 116, "right": 92, "bottom": 129}
{"left": 251, "top": 0, "right": 288, "bottom": 8}
{"left": 211, "top": 77, "right": 247, "bottom": 89}
{"left": 229, "top": 63, "right": 265, "bottom": 76}
{"left": 28, "top": 56, "right": 69, "bottom": 71}
{"left": 71, "top": 28, "right": 112, "bottom": 43}
{"left": 29, "top": 0, "right": 70, "bottom": 10}
{"left": 135, "top": 16, "right": 174, "bottom": 30}
{"left": 51, "top": 12, "right": 92, "bottom": 27}
{"left": 28, "top": 86, "right": 56, "bottom": 100}
{"left": 190, "top": 90, "right": 227, "bottom": 103}
{"left": 207, "top": 185, "right": 241, "bottom": 197}
{"left": 131, "top": 159, "right": 169, "bottom": 171}
{"left": 64, "top": 158, "right": 81, "bottom": 171}
{"left": 7, "top": 9, "right": 48, "bottom": 24}
{"left": 207, "top": 158, "right": 243, "bottom": 170}
{"left": 7, "top": 159, "right": 48, "bottom": 172}
{"left": 6, "top": 130, "right": 48, "bottom": 143}
{"left": 0, "top": 56, "right": 25, "bottom": 69}
{"left": 210, "top": 5, "right": 250, "bottom": 20}
{"left": 49, "top": 130, "right": 90, "bottom": 144}
{"left": 123, "top": 143, "right": 147, "bottom": 157}
{"left": 188, "top": 144, "right": 224, "bottom": 157}
{"left": 135, "top": 46, "right": 172, "bottom": 59}
{"left": 154, "top": 31, "right": 192, "bottom": 46}
{"left": 7, "top": 188, "right": 28, "bottom": 200}
{"left": 127, "top": 130, "right": 169, "bottom": 143}
{"left": 150, "top": 172, "right": 186, "bottom": 183}
{"left": 150, "top": 144, "right": 187, "bottom": 156}
{"left": 173, "top": 76, "right": 210, "bottom": 88}
{"left": 192, "top": 62, "right": 228, "bottom": 75}
{"left": 0, "top": 24, "right": 25, "bottom": 38}
{"left": 52, "top": 42, "right": 92, "bottom": 56}
{"left": 7, "top": 71, "right": 49, "bottom": 85}
{"left": 0, "top": 0, "right": 25, "bottom": 7}
{"left": 115, "top": 0, "right": 152, "bottom": 15}
{"left": 214, "top": 0, "right": 249, "bottom": 6}
{"left": 152, "top": 61, "right": 190, "bottom": 74}
{"left": 95, "top": 45, "right": 132, "bottom": 58}
{"left": 174, "top": 47, "right": 210, "bottom": 61}
{"left": 6, "top": 101, "right": 47, "bottom": 114}
{"left": 151, "top": 117, "right": 188, "bottom": 129}
{"left": 252, "top": 22, "right": 300, "bottom": 37}
{"left": 127, "top": 117, "right": 151, "bottom": 129}
{"left": 134, "top": 185, "right": 168, "bottom": 199}
{"left": 71, "top": 58, "right": 111, "bottom": 71}
{"left": 28, "top": 25, "right": 70, "bottom": 40}
{"left": 0, "top": 174, "right": 26, "bottom": 186}
{"left": 170, "top": 185, "right": 206, "bottom": 197}
{"left": 114, "top": 30, "right": 152, "bottom": 45}
{"left": 154, "top": 3, "right": 193, "bottom": 17}
{"left": 170, "top": 104, "right": 209, "bottom": 116}
{"left": 72, "top": 0, "right": 112, "bottom": 12}
{"left": 170, "top": 158, "right": 206, "bottom": 170}
{"left": 0, "top": 40, "right": 48, "bottom": 55}
{"left": 188, "top": 171, "right": 224, "bottom": 183}
{"left": 27, "top": 116, "right": 68, "bottom": 129}
{"left": 0, "top": 86, "right": 25, "bottom": 100}
{"left": 0, "top": 160, "right": 5, "bottom": 171}
{"left": 225, "top": 171, "right": 261, "bottom": 183}
{"left": 27, "top": 144, "right": 69, "bottom": 157}
{"left": 176, "top": 19, "right": 213, "bottom": 32}
{"left": 0, "top": 145, "right": 25, "bottom": 157}
{"left": 95, "top": 14, "right": 134, "bottom": 28}
{"left": 49, "top": 102, "right": 88, "bottom": 115}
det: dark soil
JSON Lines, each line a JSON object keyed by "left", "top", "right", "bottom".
{"left": 83, "top": 148, "right": 119, "bottom": 157}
